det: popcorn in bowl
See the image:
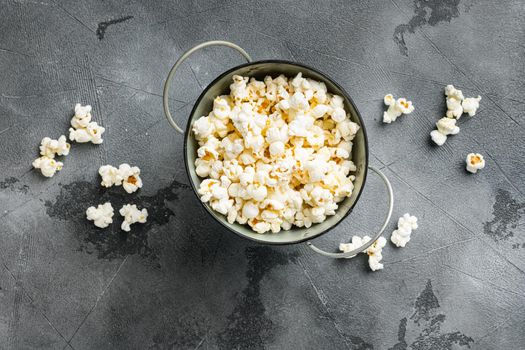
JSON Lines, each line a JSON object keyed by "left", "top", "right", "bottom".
{"left": 192, "top": 73, "right": 360, "bottom": 234}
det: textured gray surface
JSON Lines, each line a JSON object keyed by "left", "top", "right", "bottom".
{"left": 0, "top": 0, "right": 524, "bottom": 349}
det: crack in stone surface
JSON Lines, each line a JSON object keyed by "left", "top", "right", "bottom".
{"left": 393, "top": 0, "right": 461, "bottom": 56}
{"left": 96, "top": 16, "right": 134, "bottom": 40}
{"left": 44, "top": 178, "right": 190, "bottom": 261}
{"left": 388, "top": 280, "right": 474, "bottom": 349}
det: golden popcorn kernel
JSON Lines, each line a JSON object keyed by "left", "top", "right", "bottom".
{"left": 470, "top": 155, "right": 481, "bottom": 165}
{"left": 127, "top": 175, "right": 138, "bottom": 185}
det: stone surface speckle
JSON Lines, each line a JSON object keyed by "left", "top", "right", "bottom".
{"left": 0, "top": 0, "right": 524, "bottom": 349}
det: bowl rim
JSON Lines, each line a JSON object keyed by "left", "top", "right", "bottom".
{"left": 183, "top": 59, "right": 369, "bottom": 245}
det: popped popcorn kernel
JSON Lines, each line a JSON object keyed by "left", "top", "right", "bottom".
{"left": 98, "top": 165, "right": 122, "bottom": 187}
{"left": 32, "top": 156, "right": 63, "bottom": 177}
{"left": 430, "top": 117, "right": 460, "bottom": 146}
{"left": 466, "top": 153, "right": 485, "bottom": 173}
{"left": 39, "top": 135, "right": 70, "bottom": 158}
{"left": 383, "top": 94, "right": 415, "bottom": 123}
{"left": 119, "top": 204, "right": 148, "bottom": 232}
{"left": 192, "top": 73, "right": 360, "bottom": 234}
{"left": 429, "top": 130, "right": 445, "bottom": 146}
{"left": 391, "top": 213, "right": 418, "bottom": 248}
{"left": 462, "top": 96, "right": 482, "bottom": 117}
{"left": 86, "top": 202, "right": 114, "bottom": 228}
{"left": 339, "top": 235, "right": 386, "bottom": 271}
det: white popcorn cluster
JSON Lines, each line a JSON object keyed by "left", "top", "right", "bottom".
{"left": 391, "top": 213, "right": 418, "bottom": 248}
{"left": 382, "top": 94, "right": 415, "bottom": 123}
{"left": 32, "top": 103, "right": 106, "bottom": 178}
{"left": 339, "top": 236, "right": 387, "bottom": 271}
{"left": 39, "top": 135, "right": 70, "bottom": 158}
{"left": 466, "top": 153, "right": 485, "bottom": 173}
{"left": 98, "top": 164, "right": 143, "bottom": 193}
{"left": 119, "top": 204, "right": 148, "bottom": 232}
{"left": 431, "top": 85, "right": 481, "bottom": 146}
{"left": 32, "top": 135, "right": 70, "bottom": 177}
{"left": 193, "top": 73, "right": 360, "bottom": 234}
{"left": 69, "top": 104, "right": 105, "bottom": 144}
{"left": 86, "top": 202, "right": 114, "bottom": 228}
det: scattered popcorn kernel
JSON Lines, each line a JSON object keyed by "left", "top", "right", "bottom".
{"left": 430, "top": 130, "right": 447, "bottom": 146}
{"left": 462, "top": 96, "right": 481, "bottom": 117}
{"left": 466, "top": 153, "right": 485, "bottom": 173}
{"left": 383, "top": 94, "right": 415, "bottom": 123}
{"left": 436, "top": 117, "right": 460, "bottom": 136}
{"left": 86, "top": 202, "right": 114, "bottom": 228}
{"left": 339, "top": 235, "right": 386, "bottom": 271}
{"left": 32, "top": 156, "right": 63, "bottom": 177}
{"left": 39, "top": 135, "right": 70, "bottom": 158}
{"left": 391, "top": 213, "right": 418, "bottom": 248}
{"left": 98, "top": 165, "right": 122, "bottom": 187}
{"left": 69, "top": 127, "right": 91, "bottom": 143}
{"left": 444, "top": 85, "right": 465, "bottom": 119}
{"left": 119, "top": 163, "right": 143, "bottom": 193}
{"left": 119, "top": 204, "right": 148, "bottom": 232}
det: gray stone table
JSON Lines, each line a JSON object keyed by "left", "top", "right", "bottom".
{"left": 1, "top": 0, "right": 524, "bottom": 349}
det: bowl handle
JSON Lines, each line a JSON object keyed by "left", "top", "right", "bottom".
{"left": 163, "top": 40, "right": 252, "bottom": 134}
{"left": 306, "top": 166, "right": 394, "bottom": 258}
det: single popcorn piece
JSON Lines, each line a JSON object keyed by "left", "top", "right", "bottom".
{"left": 462, "top": 96, "right": 481, "bottom": 116}
{"left": 465, "top": 153, "right": 485, "bottom": 173}
{"left": 192, "top": 73, "right": 360, "bottom": 234}
{"left": 383, "top": 94, "right": 415, "bottom": 123}
{"left": 86, "top": 202, "right": 114, "bottom": 228}
{"left": 430, "top": 130, "right": 447, "bottom": 146}
{"left": 39, "top": 135, "right": 70, "bottom": 158}
{"left": 98, "top": 165, "right": 122, "bottom": 187}
{"left": 365, "top": 236, "right": 387, "bottom": 271}
{"left": 119, "top": 204, "right": 148, "bottom": 232}
{"left": 339, "top": 235, "right": 386, "bottom": 271}
{"left": 436, "top": 117, "right": 460, "bottom": 135}
{"left": 118, "top": 163, "right": 143, "bottom": 193}
{"left": 430, "top": 117, "right": 459, "bottom": 146}
{"left": 391, "top": 213, "right": 418, "bottom": 248}
{"left": 445, "top": 85, "right": 464, "bottom": 119}
{"left": 32, "top": 156, "right": 63, "bottom": 177}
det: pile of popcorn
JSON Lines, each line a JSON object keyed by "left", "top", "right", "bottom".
{"left": 30, "top": 101, "right": 148, "bottom": 232}
{"left": 32, "top": 103, "right": 106, "bottom": 178}
{"left": 430, "top": 85, "right": 481, "bottom": 146}
{"left": 85, "top": 164, "right": 147, "bottom": 231}
{"left": 192, "top": 73, "right": 360, "bottom": 234}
